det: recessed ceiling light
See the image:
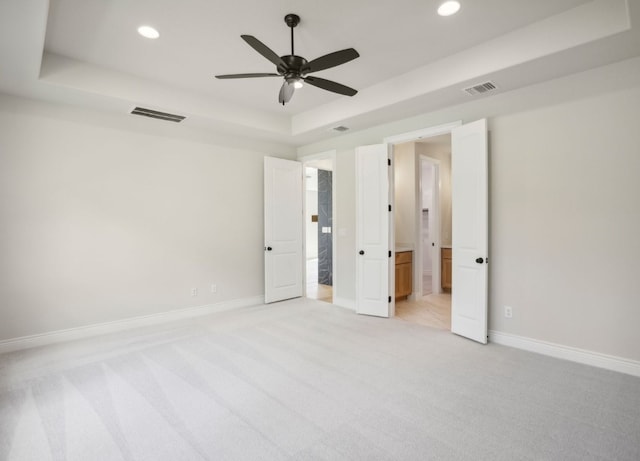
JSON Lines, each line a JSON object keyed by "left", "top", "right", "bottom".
{"left": 137, "top": 25, "right": 159, "bottom": 39}
{"left": 438, "top": 1, "right": 461, "bottom": 17}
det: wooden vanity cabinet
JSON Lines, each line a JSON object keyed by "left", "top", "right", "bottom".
{"left": 395, "top": 251, "right": 412, "bottom": 300}
{"left": 441, "top": 248, "right": 452, "bottom": 291}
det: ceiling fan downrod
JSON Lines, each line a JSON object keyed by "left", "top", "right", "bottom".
{"left": 284, "top": 14, "right": 300, "bottom": 56}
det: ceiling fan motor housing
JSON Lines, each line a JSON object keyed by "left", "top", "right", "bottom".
{"left": 278, "top": 55, "right": 309, "bottom": 76}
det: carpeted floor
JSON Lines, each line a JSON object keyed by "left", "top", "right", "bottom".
{"left": 1, "top": 298, "right": 639, "bottom": 460}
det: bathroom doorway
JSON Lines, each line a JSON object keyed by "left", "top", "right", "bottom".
{"left": 303, "top": 156, "right": 334, "bottom": 304}
{"left": 393, "top": 133, "right": 453, "bottom": 330}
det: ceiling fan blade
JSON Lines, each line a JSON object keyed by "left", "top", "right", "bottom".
{"left": 241, "top": 35, "right": 287, "bottom": 69}
{"left": 278, "top": 81, "right": 295, "bottom": 105}
{"left": 215, "top": 73, "right": 280, "bottom": 79}
{"left": 304, "top": 76, "right": 357, "bottom": 96}
{"left": 303, "top": 48, "right": 359, "bottom": 74}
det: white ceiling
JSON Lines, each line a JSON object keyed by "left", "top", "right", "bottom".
{"left": 1, "top": 0, "right": 639, "bottom": 146}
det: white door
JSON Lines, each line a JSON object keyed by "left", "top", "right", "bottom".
{"left": 451, "top": 119, "right": 489, "bottom": 343}
{"left": 355, "top": 144, "right": 392, "bottom": 317}
{"left": 264, "top": 157, "right": 303, "bottom": 303}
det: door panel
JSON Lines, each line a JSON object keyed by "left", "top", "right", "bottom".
{"left": 264, "top": 157, "right": 303, "bottom": 303}
{"left": 362, "top": 260, "right": 383, "bottom": 301}
{"left": 451, "top": 119, "right": 489, "bottom": 343}
{"left": 356, "top": 144, "right": 391, "bottom": 317}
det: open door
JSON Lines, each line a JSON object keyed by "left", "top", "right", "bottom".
{"left": 355, "top": 144, "right": 393, "bottom": 317}
{"left": 451, "top": 119, "right": 489, "bottom": 343}
{"left": 264, "top": 157, "right": 303, "bottom": 303}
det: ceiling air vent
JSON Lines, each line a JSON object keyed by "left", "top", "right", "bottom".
{"left": 463, "top": 81, "right": 498, "bottom": 96}
{"left": 131, "top": 107, "right": 186, "bottom": 123}
{"left": 332, "top": 125, "right": 349, "bottom": 132}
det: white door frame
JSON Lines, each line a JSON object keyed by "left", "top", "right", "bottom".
{"left": 417, "top": 155, "right": 442, "bottom": 298}
{"left": 299, "top": 150, "right": 338, "bottom": 302}
{"left": 384, "top": 121, "right": 462, "bottom": 305}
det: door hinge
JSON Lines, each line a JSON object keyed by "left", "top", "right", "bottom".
{"left": 389, "top": 250, "right": 392, "bottom": 257}
{"left": 387, "top": 159, "right": 391, "bottom": 166}
{"left": 388, "top": 204, "right": 392, "bottom": 212}
{"left": 388, "top": 296, "right": 392, "bottom": 303}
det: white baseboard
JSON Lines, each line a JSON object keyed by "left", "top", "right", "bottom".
{"left": 0, "top": 295, "right": 264, "bottom": 354}
{"left": 333, "top": 296, "right": 356, "bottom": 311}
{"left": 489, "top": 330, "right": 640, "bottom": 378}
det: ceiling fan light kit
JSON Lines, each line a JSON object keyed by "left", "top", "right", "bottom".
{"left": 215, "top": 13, "right": 359, "bottom": 105}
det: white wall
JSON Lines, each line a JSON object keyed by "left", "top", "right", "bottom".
{"left": 0, "top": 95, "right": 294, "bottom": 341}
{"left": 297, "top": 57, "right": 640, "bottom": 362}
{"left": 305, "top": 190, "right": 319, "bottom": 260}
{"left": 393, "top": 142, "right": 416, "bottom": 247}
{"left": 334, "top": 149, "right": 356, "bottom": 304}
{"left": 488, "top": 88, "right": 640, "bottom": 361}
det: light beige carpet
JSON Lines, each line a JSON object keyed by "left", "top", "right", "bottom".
{"left": 1, "top": 298, "right": 639, "bottom": 460}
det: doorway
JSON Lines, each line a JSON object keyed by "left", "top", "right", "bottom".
{"left": 355, "top": 119, "right": 488, "bottom": 342}
{"left": 302, "top": 154, "right": 335, "bottom": 304}
{"left": 388, "top": 131, "right": 454, "bottom": 330}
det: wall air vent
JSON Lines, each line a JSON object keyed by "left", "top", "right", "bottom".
{"left": 131, "top": 107, "right": 186, "bottom": 123}
{"left": 332, "top": 125, "right": 349, "bottom": 132}
{"left": 463, "top": 81, "right": 498, "bottom": 96}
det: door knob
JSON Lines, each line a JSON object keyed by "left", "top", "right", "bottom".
{"left": 475, "top": 257, "right": 484, "bottom": 264}
{"left": 359, "top": 250, "right": 365, "bottom": 255}
{"left": 266, "top": 246, "right": 273, "bottom": 251}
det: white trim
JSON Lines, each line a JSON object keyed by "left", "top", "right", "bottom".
{"left": 333, "top": 296, "right": 356, "bottom": 311}
{"left": 383, "top": 121, "right": 462, "bottom": 145}
{"left": 0, "top": 296, "right": 263, "bottom": 354}
{"left": 298, "top": 150, "right": 336, "bottom": 163}
{"left": 489, "top": 330, "right": 640, "bottom": 378}
{"left": 386, "top": 122, "right": 459, "bottom": 310}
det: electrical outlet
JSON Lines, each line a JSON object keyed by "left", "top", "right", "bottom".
{"left": 191, "top": 288, "right": 198, "bottom": 297}
{"left": 504, "top": 306, "right": 513, "bottom": 318}
{"left": 211, "top": 284, "right": 217, "bottom": 293}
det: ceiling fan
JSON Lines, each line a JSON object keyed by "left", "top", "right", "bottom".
{"left": 215, "top": 14, "right": 359, "bottom": 105}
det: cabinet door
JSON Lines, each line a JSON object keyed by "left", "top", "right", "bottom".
{"left": 395, "top": 251, "right": 412, "bottom": 299}
{"left": 442, "top": 257, "right": 452, "bottom": 290}
{"left": 395, "top": 265, "right": 402, "bottom": 298}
